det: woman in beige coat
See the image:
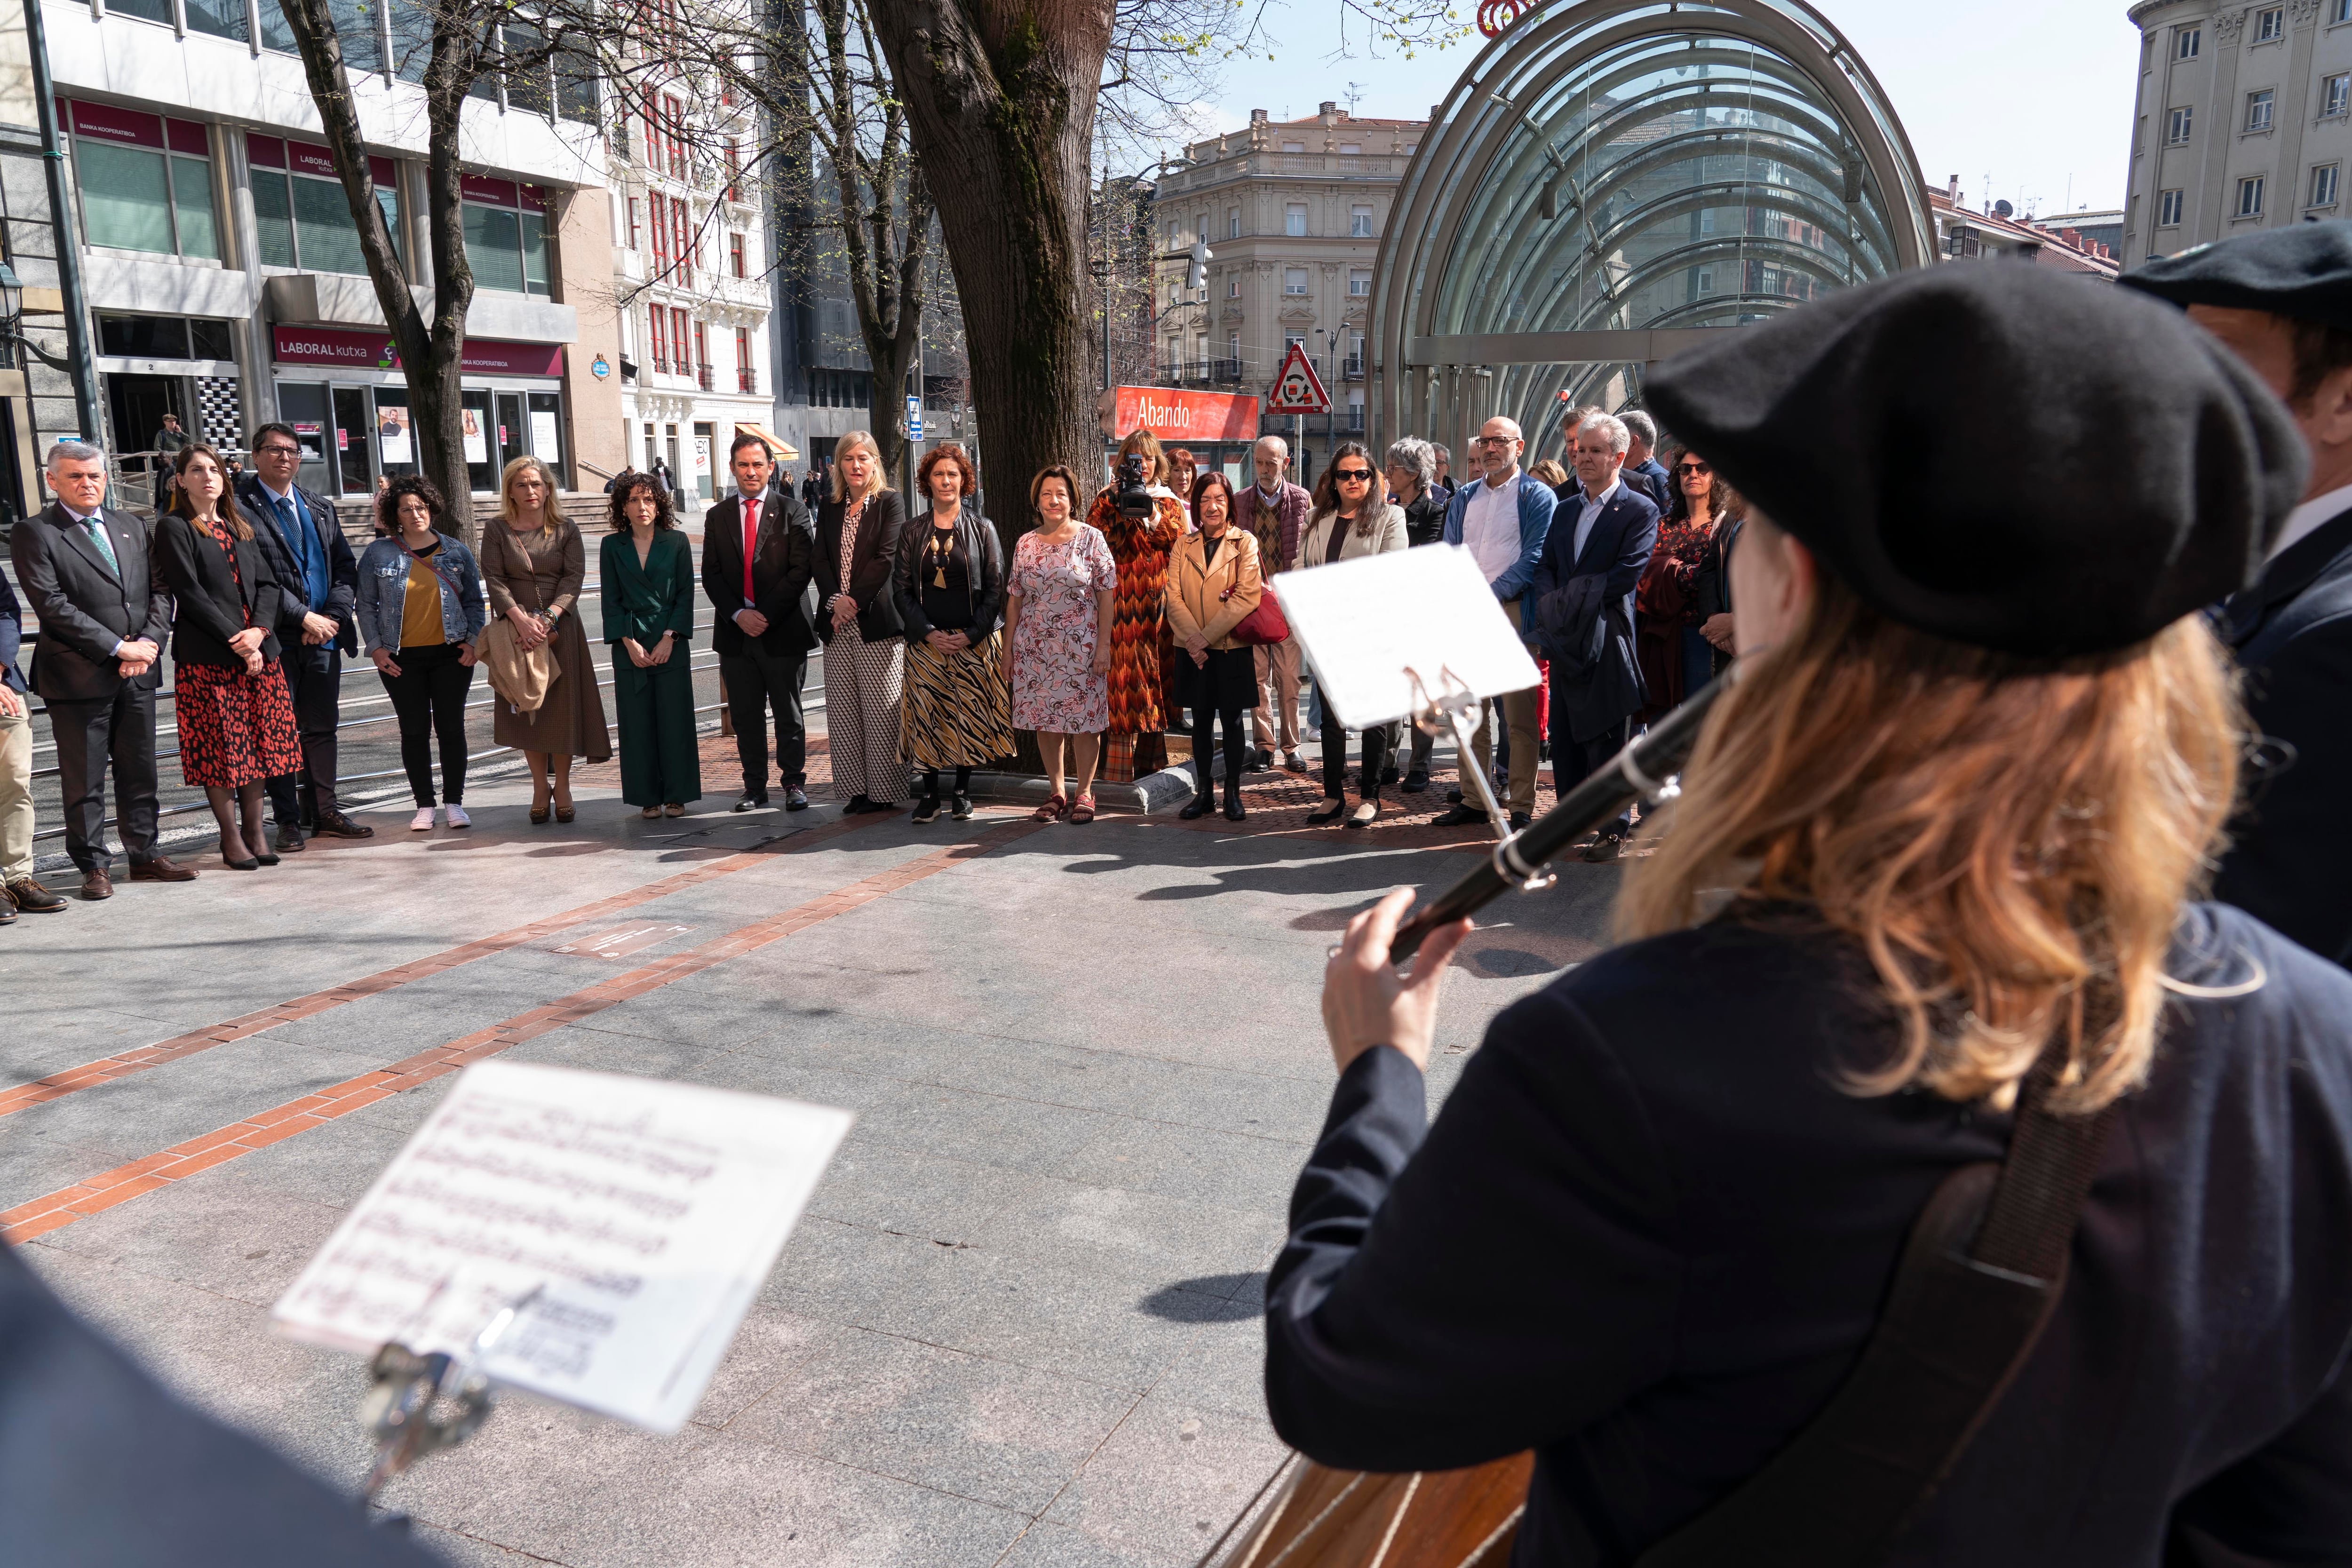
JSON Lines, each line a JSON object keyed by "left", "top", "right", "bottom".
{"left": 477, "top": 455, "right": 613, "bottom": 823}
{"left": 1164, "top": 470, "right": 1263, "bottom": 821}
{"left": 1296, "top": 440, "right": 1407, "bottom": 827}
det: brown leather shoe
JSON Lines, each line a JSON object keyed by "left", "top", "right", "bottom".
{"left": 80, "top": 868, "right": 114, "bottom": 900}
{"left": 128, "top": 856, "right": 198, "bottom": 883}
{"left": 5, "top": 877, "right": 69, "bottom": 914}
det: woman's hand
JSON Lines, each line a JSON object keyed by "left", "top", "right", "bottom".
{"left": 1321, "top": 888, "right": 1472, "bottom": 1075}
{"left": 372, "top": 648, "right": 401, "bottom": 678}
{"left": 926, "top": 630, "right": 958, "bottom": 653}
{"left": 243, "top": 649, "right": 265, "bottom": 676}
{"left": 457, "top": 642, "right": 478, "bottom": 668}
{"left": 830, "top": 594, "right": 858, "bottom": 632}
{"left": 1180, "top": 629, "right": 1208, "bottom": 659}
{"left": 228, "top": 626, "right": 265, "bottom": 656}
{"left": 943, "top": 630, "right": 969, "bottom": 653}
{"left": 1090, "top": 640, "right": 1112, "bottom": 676}
{"left": 650, "top": 632, "right": 674, "bottom": 667}
{"left": 1700, "top": 612, "right": 1736, "bottom": 653}
{"left": 623, "top": 637, "right": 649, "bottom": 669}
{"left": 508, "top": 604, "right": 546, "bottom": 650}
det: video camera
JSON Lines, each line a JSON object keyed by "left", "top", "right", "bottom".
{"left": 1114, "top": 452, "right": 1157, "bottom": 519}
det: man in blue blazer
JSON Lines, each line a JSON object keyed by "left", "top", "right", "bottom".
{"left": 237, "top": 422, "right": 369, "bottom": 849}
{"left": 1530, "top": 412, "right": 1658, "bottom": 860}
{"left": 1434, "top": 416, "right": 1555, "bottom": 828}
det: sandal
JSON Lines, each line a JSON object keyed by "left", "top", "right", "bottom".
{"left": 530, "top": 805, "right": 551, "bottom": 825}
{"left": 1305, "top": 797, "right": 1348, "bottom": 825}
{"left": 1033, "top": 794, "right": 1066, "bottom": 822}
{"left": 1068, "top": 793, "right": 1096, "bottom": 824}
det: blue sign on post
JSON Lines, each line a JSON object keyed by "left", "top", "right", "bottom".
{"left": 906, "top": 394, "right": 923, "bottom": 441}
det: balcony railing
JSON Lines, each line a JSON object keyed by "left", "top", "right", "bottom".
{"left": 738, "top": 367, "right": 758, "bottom": 394}
{"left": 697, "top": 363, "right": 715, "bottom": 391}
{"left": 652, "top": 354, "right": 672, "bottom": 374}
{"left": 1210, "top": 358, "right": 1241, "bottom": 383}
{"left": 1343, "top": 356, "right": 1365, "bottom": 380}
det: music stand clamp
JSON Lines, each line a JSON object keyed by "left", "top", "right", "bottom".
{"left": 358, "top": 1285, "right": 539, "bottom": 1512}
{"left": 1405, "top": 665, "right": 1555, "bottom": 892}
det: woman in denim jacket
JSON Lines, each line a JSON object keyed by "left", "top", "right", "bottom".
{"left": 355, "top": 477, "right": 488, "bottom": 831}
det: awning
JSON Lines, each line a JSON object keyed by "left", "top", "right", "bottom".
{"left": 735, "top": 422, "right": 800, "bottom": 463}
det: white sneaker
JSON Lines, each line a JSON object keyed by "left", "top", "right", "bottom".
{"left": 409, "top": 807, "right": 437, "bottom": 831}
{"left": 445, "top": 804, "right": 472, "bottom": 829}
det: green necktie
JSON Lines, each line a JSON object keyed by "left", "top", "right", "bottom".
{"left": 82, "top": 515, "right": 119, "bottom": 577}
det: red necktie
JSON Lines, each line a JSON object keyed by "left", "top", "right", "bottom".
{"left": 741, "top": 497, "right": 759, "bottom": 603}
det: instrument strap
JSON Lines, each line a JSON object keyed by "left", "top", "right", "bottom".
{"left": 1634, "top": 1056, "right": 2118, "bottom": 1568}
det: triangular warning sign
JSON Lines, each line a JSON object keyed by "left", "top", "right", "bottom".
{"left": 1266, "top": 341, "right": 1332, "bottom": 415}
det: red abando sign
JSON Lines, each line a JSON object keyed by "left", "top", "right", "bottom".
{"left": 1095, "top": 386, "right": 1261, "bottom": 442}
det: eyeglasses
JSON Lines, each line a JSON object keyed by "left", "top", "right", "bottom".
{"left": 1473, "top": 436, "right": 1516, "bottom": 448}
{"left": 256, "top": 444, "right": 300, "bottom": 457}
{"left": 1333, "top": 468, "right": 1373, "bottom": 482}
{"left": 1677, "top": 461, "right": 1711, "bottom": 475}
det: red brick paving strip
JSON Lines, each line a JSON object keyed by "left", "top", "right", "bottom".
{"left": 0, "top": 811, "right": 890, "bottom": 1121}
{"left": 0, "top": 816, "right": 1049, "bottom": 1245}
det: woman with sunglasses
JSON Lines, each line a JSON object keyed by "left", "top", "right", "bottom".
{"left": 1297, "top": 441, "right": 1406, "bottom": 828}
{"left": 1271, "top": 266, "right": 2352, "bottom": 1565}
{"left": 1635, "top": 446, "right": 1744, "bottom": 717}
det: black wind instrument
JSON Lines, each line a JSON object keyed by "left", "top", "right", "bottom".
{"left": 1388, "top": 674, "right": 1732, "bottom": 963}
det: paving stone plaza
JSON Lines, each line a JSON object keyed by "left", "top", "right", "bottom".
{"left": 4, "top": 719, "right": 1619, "bottom": 1566}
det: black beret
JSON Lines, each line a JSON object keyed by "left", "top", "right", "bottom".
{"left": 1646, "top": 263, "right": 2305, "bottom": 656}
{"left": 2119, "top": 220, "right": 2352, "bottom": 329}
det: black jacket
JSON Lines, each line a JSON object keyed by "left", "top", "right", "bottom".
{"left": 893, "top": 508, "right": 1005, "bottom": 640}
{"left": 1688, "top": 514, "right": 1741, "bottom": 622}
{"left": 702, "top": 486, "right": 818, "bottom": 656}
{"left": 813, "top": 490, "right": 907, "bottom": 645}
{"left": 7, "top": 504, "right": 170, "bottom": 702}
{"left": 1399, "top": 486, "right": 1450, "bottom": 549}
{"left": 1533, "top": 482, "right": 1657, "bottom": 742}
{"left": 2214, "top": 501, "right": 2352, "bottom": 968}
{"left": 0, "top": 566, "right": 24, "bottom": 694}
{"left": 0, "top": 1242, "right": 445, "bottom": 1568}
{"left": 1266, "top": 903, "right": 2352, "bottom": 1566}
{"left": 234, "top": 472, "right": 358, "bottom": 654}
{"left": 152, "top": 509, "right": 286, "bottom": 669}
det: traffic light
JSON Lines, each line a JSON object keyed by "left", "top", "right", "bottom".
{"left": 1186, "top": 236, "right": 1211, "bottom": 294}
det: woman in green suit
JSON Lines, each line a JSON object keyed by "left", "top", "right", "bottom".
{"left": 602, "top": 475, "right": 702, "bottom": 817}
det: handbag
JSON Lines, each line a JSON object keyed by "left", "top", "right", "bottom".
{"left": 479, "top": 615, "right": 558, "bottom": 712}
{"left": 1219, "top": 557, "right": 1289, "bottom": 646}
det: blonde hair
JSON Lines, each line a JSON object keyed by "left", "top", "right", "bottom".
{"left": 498, "top": 455, "right": 561, "bottom": 538}
{"left": 1618, "top": 517, "right": 2244, "bottom": 1115}
{"left": 829, "top": 431, "right": 889, "bottom": 503}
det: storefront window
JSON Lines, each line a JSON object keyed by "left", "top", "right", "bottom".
{"left": 459, "top": 177, "right": 552, "bottom": 296}
{"left": 249, "top": 135, "right": 398, "bottom": 275}
{"left": 68, "top": 104, "right": 218, "bottom": 261}
{"left": 98, "top": 314, "right": 235, "bottom": 361}
{"left": 183, "top": 0, "right": 248, "bottom": 41}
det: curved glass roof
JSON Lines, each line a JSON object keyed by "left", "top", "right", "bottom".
{"left": 1373, "top": 0, "right": 1932, "bottom": 446}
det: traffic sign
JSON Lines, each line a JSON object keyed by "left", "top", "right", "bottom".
{"left": 906, "top": 393, "right": 923, "bottom": 440}
{"left": 1266, "top": 341, "right": 1331, "bottom": 415}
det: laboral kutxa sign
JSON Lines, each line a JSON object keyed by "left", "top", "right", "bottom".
{"left": 1096, "top": 386, "right": 1261, "bottom": 442}
{"left": 271, "top": 326, "right": 566, "bottom": 378}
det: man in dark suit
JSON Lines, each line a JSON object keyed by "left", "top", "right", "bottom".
{"left": 8, "top": 441, "right": 194, "bottom": 898}
{"left": 2121, "top": 224, "right": 2352, "bottom": 967}
{"left": 703, "top": 434, "right": 817, "bottom": 812}
{"left": 1532, "top": 411, "right": 1659, "bottom": 861}
{"left": 237, "top": 422, "right": 371, "bottom": 851}
{"left": 1618, "top": 409, "right": 1673, "bottom": 512}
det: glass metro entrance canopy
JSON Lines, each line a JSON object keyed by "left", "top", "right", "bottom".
{"left": 1370, "top": 0, "right": 1934, "bottom": 457}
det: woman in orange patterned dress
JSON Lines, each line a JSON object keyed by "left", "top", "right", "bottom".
{"left": 1084, "top": 427, "right": 1185, "bottom": 780}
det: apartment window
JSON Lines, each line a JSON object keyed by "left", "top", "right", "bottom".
{"left": 1285, "top": 202, "right": 1307, "bottom": 237}
{"left": 1285, "top": 333, "right": 1305, "bottom": 352}
{"left": 723, "top": 139, "right": 741, "bottom": 201}
{"left": 2313, "top": 163, "right": 2341, "bottom": 207}
{"left": 2248, "top": 89, "right": 2275, "bottom": 133}
{"left": 2256, "top": 6, "right": 2283, "bottom": 42}
{"left": 2239, "top": 174, "right": 2266, "bottom": 217}
{"left": 1166, "top": 338, "right": 1180, "bottom": 374}
{"left": 249, "top": 135, "right": 397, "bottom": 274}
{"left": 674, "top": 308, "right": 691, "bottom": 372}
{"left": 649, "top": 307, "right": 668, "bottom": 372}
{"left": 2159, "top": 187, "right": 2185, "bottom": 226}
{"left": 2169, "top": 106, "right": 2195, "bottom": 143}
{"left": 67, "top": 103, "right": 219, "bottom": 260}
{"left": 183, "top": 0, "right": 246, "bottom": 42}
{"left": 693, "top": 321, "right": 709, "bottom": 383}
{"left": 97, "top": 313, "right": 235, "bottom": 361}
{"left": 1350, "top": 203, "right": 1374, "bottom": 237}
{"left": 458, "top": 176, "right": 550, "bottom": 296}
{"left": 1195, "top": 334, "right": 1208, "bottom": 374}
{"left": 650, "top": 192, "right": 670, "bottom": 274}
{"left": 1348, "top": 269, "right": 1370, "bottom": 295}
{"left": 2336, "top": 0, "right": 2351, "bottom": 22}
{"left": 1227, "top": 332, "right": 1239, "bottom": 366}
{"left": 1338, "top": 143, "right": 1362, "bottom": 155}
{"left": 1696, "top": 267, "right": 1715, "bottom": 292}
{"left": 735, "top": 326, "right": 755, "bottom": 392}
{"left": 1283, "top": 267, "right": 1309, "bottom": 294}
{"left": 1227, "top": 206, "right": 1240, "bottom": 239}
{"left": 1281, "top": 140, "right": 1305, "bottom": 153}
{"left": 1227, "top": 274, "right": 1240, "bottom": 297}
{"left": 2326, "top": 73, "right": 2351, "bottom": 118}
{"left": 663, "top": 96, "right": 687, "bottom": 179}
{"left": 2177, "top": 25, "right": 2200, "bottom": 58}
{"left": 627, "top": 196, "right": 641, "bottom": 249}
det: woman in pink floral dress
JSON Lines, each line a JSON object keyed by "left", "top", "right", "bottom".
{"left": 1001, "top": 465, "right": 1116, "bottom": 822}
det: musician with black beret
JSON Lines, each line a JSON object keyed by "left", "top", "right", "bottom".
{"left": 2121, "top": 221, "right": 2352, "bottom": 969}
{"left": 1265, "top": 264, "right": 2352, "bottom": 1565}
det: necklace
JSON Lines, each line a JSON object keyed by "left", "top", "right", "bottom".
{"left": 927, "top": 521, "right": 955, "bottom": 589}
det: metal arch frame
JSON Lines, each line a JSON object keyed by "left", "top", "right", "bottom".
{"left": 1367, "top": 0, "right": 1933, "bottom": 453}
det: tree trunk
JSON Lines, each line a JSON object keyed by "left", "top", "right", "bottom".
{"left": 869, "top": 1, "right": 1106, "bottom": 558}
{"left": 273, "top": 0, "right": 478, "bottom": 541}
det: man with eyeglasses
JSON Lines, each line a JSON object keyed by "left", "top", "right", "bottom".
{"left": 238, "top": 423, "right": 372, "bottom": 847}
{"left": 1435, "top": 416, "right": 1555, "bottom": 829}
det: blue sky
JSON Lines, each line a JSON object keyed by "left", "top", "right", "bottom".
{"left": 1161, "top": 0, "right": 2144, "bottom": 219}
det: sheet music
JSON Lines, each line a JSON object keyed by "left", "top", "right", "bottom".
{"left": 270, "top": 1061, "right": 853, "bottom": 1434}
{"left": 1271, "top": 545, "right": 1543, "bottom": 730}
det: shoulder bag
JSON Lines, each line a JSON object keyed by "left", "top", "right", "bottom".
{"left": 478, "top": 528, "right": 559, "bottom": 713}
{"left": 1222, "top": 537, "right": 1289, "bottom": 646}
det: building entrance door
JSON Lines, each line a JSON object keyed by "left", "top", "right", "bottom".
{"left": 105, "top": 373, "right": 184, "bottom": 509}
{"left": 494, "top": 391, "right": 527, "bottom": 477}
{"left": 331, "top": 386, "right": 374, "bottom": 496}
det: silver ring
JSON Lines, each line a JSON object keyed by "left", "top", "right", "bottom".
{"left": 1327, "top": 944, "right": 1344, "bottom": 959}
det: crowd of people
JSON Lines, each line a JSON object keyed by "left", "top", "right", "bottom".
{"left": 0, "top": 395, "right": 1751, "bottom": 919}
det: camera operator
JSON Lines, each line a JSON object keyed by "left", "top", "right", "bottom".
{"left": 1081, "top": 428, "right": 1186, "bottom": 781}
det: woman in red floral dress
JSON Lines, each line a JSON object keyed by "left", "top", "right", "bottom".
{"left": 153, "top": 444, "right": 302, "bottom": 870}
{"left": 1084, "top": 427, "right": 1185, "bottom": 781}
